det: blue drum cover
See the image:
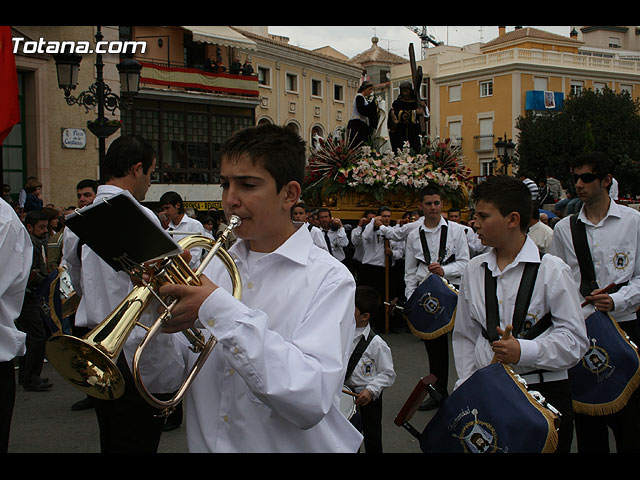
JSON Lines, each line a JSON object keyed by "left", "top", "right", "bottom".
{"left": 569, "top": 311, "right": 640, "bottom": 415}
{"left": 405, "top": 274, "right": 457, "bottom": 340}
{"left": 421, "top": 363, "right": 558, "bottom": 453}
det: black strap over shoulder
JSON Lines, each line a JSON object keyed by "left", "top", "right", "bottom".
{"left": 569, "top": 214, "right": 599, "bottom": 298}
{"left": 419, "top": 222, "right": 449, "bottom": 265}
{"left": 345, "top": 330, "right": 376, "bottom": 381}
{"left": 483, "top": 261, "right": 546, "bottom": 342}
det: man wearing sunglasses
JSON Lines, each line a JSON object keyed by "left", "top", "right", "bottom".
{"left": 550, "top": 151, "right": 640, "bottom": 453}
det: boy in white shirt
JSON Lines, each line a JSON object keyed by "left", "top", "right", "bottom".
{"left": 453, "top": 175, "right": 588, "bottom": 453}
{"left": 345, "top": 286, "right": 396, "bottom": 453}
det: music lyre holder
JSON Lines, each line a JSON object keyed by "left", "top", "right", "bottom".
{"left": 393, "top": 374, "right": 438, "bottom": 440}
{"left": 64, "top": 191, "right": 182, "bottom": 273}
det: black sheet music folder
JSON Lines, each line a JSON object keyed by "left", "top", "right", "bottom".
{"left": 64, "top": 190, "right": 182, "bottom": 272}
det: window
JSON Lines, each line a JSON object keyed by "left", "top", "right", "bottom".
{"left": 334, "top": 83, "right": 344, "bottom": 102}
{"left": 286, "top": 73, "right": 298, "bottom": 93}
{"left": 594, "top": 82, "right": 606, "bottom": 93}
{"left": 311, "top": 78, "right": 322, "bottom": 97}
{"left": 480, "top": 80, "right": 493, "bottom": 97}
{"left": 449, "top": 84, "right": 461, "bottom": 102}
{"left": 609, "top": 37, "right": 621, "bottom": 48}
{"left": 448, "top": 121, "right": 461, "bottom": 144}
{"left": 258, "top": 66, "right": 271, "bottom": 87}
{"left": 122, "top": 100, "right": 254, "bottom": 185}
{"left": 480, "top": 159, "right": 495, "bottom": 176}
{"left": 570, "top": 80, "right": 583, "bottom": 96}
{"left": 534, "top": 76, "right": 548, "bottom": 91}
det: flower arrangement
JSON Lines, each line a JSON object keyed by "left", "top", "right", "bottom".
{"left": 303, "top": 132, "right": 472, "bottom": 207}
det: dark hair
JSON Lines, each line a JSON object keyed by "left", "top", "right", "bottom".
{"left": 358, "top": 81, "right": 374, "bottom": 93}
{"left": 472, "top": 175, "right": 532, "bottom": 232}
{"left": 377, "top": 205, "right": 391, "bottom": 215}
{"left": 103, "top": 134, "right": 156, "bottom": 181}
{"left": 317, "top": 207, "right": 332, "bottom": 217}
{"left": 219, "top": 124, "right": 306, "bottom": 193}
{"left": 363, "top": 209, "right": 377, "bottom": 217}
{"left": 420, "top": 185, "right": 442, "bottom": 202}
{"left": 355, "top": 286, "right": 381, "bottom": 319}
{"left": 76, "top": 179, "right": 98, "bottom": 193}
{"left": 24, "top": 209, "right": 49, "bottom": 228}
{"left": 448, "top": 207, "right": 461, "bottom": 215}
{"left": 570, "top": 151, "right": 613, "bottom": 178}
{"left": 159, "top": 191, "right": 184, "bottom": 213}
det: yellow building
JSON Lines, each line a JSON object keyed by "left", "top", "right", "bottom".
{"left": 390, "top": 26, "right": 640, "bottom": 180}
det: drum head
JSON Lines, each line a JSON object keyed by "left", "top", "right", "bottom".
{"left": 340, "top": 386, "right": 356, "bottom": 419}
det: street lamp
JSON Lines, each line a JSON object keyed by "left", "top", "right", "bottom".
{"left": 494, "top": 133, "right": 515, "bottom": 175}
{"left": 53, "top": 26, "right": 142, "bottom": 182}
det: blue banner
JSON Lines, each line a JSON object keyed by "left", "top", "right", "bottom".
{"left": 421, "top": 364, "right": 559, "bottom": 453}
{"left": 405, "top": 274, "right": 457, "bottom": 340}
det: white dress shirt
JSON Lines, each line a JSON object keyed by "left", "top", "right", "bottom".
{"left": 549, "top": 200, "right": 640, "bottom": 323}
{"left": 345, "top": 324, "right": 396, "bottom": 400}
{"left": 527, "top": 220, "right": 554, "bottom": 256}
{"left": 168, "top": 213, "right": 207, "bottom": 268}
{"left": 360, "top": 220, "right": 405, "bottom": 267}
{"left": 320, "top": 226, "right": 349, "bottom": 261}
{"left": 379, "top": 217, "right": 422, "bottom": 241}
{"left": 452, "top": 237, "right": 589, "bottom": 389}
{"left": 302, "top": 222, "right": 330, "bottom": 252}
{"left": 146, "top": 224, "right": 363, "bottom": 452}
{"left": 0, "top": 199, "right": 31, "bottom": 362}
{"left": 404, "top": 217, "right": 470, "bottom": 299}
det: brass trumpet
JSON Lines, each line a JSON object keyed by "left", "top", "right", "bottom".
{"left": 45, "top": 215, "right": 242, "bottom": 416}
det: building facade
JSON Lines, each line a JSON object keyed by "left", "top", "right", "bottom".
{"left": 3, "top": 26, "right": 363, "bottom": 210}
{"left": 390, "top": 26, "right": 640, "bottom": 179}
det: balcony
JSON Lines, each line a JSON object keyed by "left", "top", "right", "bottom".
{"left": 139, "top": 61, "right": 259, "bottom": 97}
{"left": 473, "top": 134, "right": 495, "bottom": 152}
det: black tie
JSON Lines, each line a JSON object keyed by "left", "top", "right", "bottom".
{"left": 323, "top": 230, "right": 333, "bottom": 255}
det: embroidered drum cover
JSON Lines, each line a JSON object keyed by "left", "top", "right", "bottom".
{"left": 405, "top": 274, "right": 458, "bottom": 340}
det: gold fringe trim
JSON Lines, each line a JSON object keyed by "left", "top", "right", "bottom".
{"left": 405, "top": 308, "right": 456, "bottom": 340}
{"left": 572, "top": 313, "right": 640, "bottom": 416}
{"left": 503, "top": 365, "right": 559, "bottom": 453}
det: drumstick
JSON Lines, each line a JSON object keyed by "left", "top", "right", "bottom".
{"left": 342, "top": 389, "right": 359, "bottom": 398}
{"left": 581, "top": 283, "right": 617, "bottom": 308}
{"left": 490, "top": 324, "right": 512, "bottom": 364}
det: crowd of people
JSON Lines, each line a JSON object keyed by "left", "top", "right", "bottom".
{"left": 2, "top": 125, "right": 640, "bottom": 454}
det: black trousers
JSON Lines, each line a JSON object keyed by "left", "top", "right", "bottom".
{"left": 574, "top": 318, "right": 640, "bottom": 453}
{"left": 0, "top": 360, "right": 16, "bottom": 453}
{"left": 527, "top": 379, "right": 574, "bottom": 454}
{"left": 92, "top": 353, "right": 166, "bottom": 453}
{"left": 15, "top": 298, "right": 49, "bottom": 388}
{"left": 351, "top": 394, "right": 384, "bottom": 453}
{"left": 422, "top": 334, "right": 449, "bottom": 396}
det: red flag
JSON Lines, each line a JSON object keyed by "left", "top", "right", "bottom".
{"left": 0, "top": 26, "right": 20, "bottom": 146}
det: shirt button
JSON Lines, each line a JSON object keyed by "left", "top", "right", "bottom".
{"left": 229, "top": 368, "right": 235, "bottom": 376}
{"left": 247, "top": 282, "right": 254, "bottom": 289}
{"left": 208, "top": 319, "right": 216, "bottom": 327}
{"left": 223, "top": 415, "right": 229, "bottom": 422}
{"left": 233, "top": 347, "right": 239, "bottom": 354}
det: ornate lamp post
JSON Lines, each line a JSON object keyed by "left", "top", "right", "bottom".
{"left": 494, "top": 133, "right": 516, "bottom": 175}
{"left": 53, "top": 26, "right": 142, "bottom": 182}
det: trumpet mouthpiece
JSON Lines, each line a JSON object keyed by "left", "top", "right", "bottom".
{"left": 229, "top": 215, "right": 242, "bottom": 228}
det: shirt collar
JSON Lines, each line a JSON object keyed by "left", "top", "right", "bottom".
{"left": 420, "top": 215, "right": 447, "bottom": 233}
{"left": 230, "top": 223, "right": 312, "bottom": 267}
{"left": 577, "top": 198, "right": 622, "bottom": 226}
{"left": 484, "top": 236, "right": 540, "bottom": 276}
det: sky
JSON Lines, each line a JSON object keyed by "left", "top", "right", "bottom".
{"left": 268, "top": 26, "right": 574, "bottom": 60}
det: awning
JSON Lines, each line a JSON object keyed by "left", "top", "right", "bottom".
{"left": 182, "top": 26, "right": 257, "bottom": 51}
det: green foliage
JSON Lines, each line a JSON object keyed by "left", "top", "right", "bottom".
{"left": 515, "top": 87, "right": 640, "bottom": 195}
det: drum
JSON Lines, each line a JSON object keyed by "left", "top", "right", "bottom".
{"left": 405, "top": 274, "right": 458, "bottom": 340}
{"left": 340, "top": 386, "right": 357, "bottom": 420}
{"left": 569, "top": 310, "right": 640, "bottom": 415}
{"left": 421, "top": 363, "right": 560, "bottom": 453}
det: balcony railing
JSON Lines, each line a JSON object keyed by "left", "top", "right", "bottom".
{"left": 473, "top": 134, "right": 495, "bottom": 152}
{"left": 438, "top": 47, "right": 640, "bottom": 77}
{"left": 139, "top": 61, "right": 259, "bottom": 97}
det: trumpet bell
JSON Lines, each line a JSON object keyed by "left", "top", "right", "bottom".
{"left": 46, "top": 334, "right": 125, "bottom": 400}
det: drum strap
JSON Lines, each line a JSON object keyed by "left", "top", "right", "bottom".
{"left": 345, "top": 330, "right": 376, "bottom": 381}
{"left": 483, "top": 261, "right": 550, "bottom": 343}
{"left": 569, "top": 214, "right": 599, "bottom": 299}
{"left": 419, "top": 222, "right": 455, "bottom": 266}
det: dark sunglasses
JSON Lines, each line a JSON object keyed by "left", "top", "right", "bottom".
{"left": 572, "top": 172, "right": 601, "bottom": 183}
